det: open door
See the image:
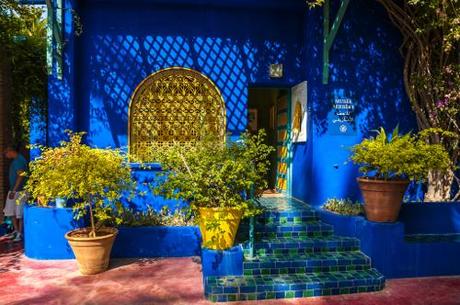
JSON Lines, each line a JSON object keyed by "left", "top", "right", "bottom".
{"left": 275, "top": 81, "right": 307, "bottom": 195}
{"left": 275, "top": 95, "right": 289, "bottom": 193}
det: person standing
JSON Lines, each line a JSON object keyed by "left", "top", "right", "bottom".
{"left": 3, "top": 143, "right": 28, "bottom": 242}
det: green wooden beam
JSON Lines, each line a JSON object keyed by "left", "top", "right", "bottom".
{"left": 323, "top": 0, "right": 350, "bottom": 84}
{"left": 45, "top": 0, "right": 53, "bottom": 75}
{"left": 56, "top": 0, "right": 63, "bottom": 79}
{"left": 45, "top": 0, "right": 64, "bottom": 79}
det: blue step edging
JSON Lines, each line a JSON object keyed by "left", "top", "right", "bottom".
{"left": 201, "top": 246, "right": 244, "bottom": 277}
{"left": 317, "top": 207, "right": 460, "bottom": 278}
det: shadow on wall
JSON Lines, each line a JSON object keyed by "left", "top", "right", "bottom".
{"left": 74, "top": 1, "right": 307, "bottom": 148}
{"left": 306, "top": 0, "right": 414, "bottom": 136}
{"left": 292, "top": 0, "right": 417, "bottom": 205}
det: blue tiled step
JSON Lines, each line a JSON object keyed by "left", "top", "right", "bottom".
{"left": 260, "top": 209, "right": 317, "bottom": 222}
{"left": 205, "top": 269, "right": 385, "bottom": 302}
{"left": 243, "top": 251, "right": 371, "bottom": 275}
{"left": 254, "top": 221, "right": 334, "bottom": 239}
{"left": 405, "top": 233, "right": 460, "bottom": 243}
{"left": 244, "top": 236, "right": 360, "bottom": 256}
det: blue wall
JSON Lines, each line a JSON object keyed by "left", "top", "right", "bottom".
{"left": 74, "top": 0, "right": 306, "bottom": 147}
{"left": 291, "top": 0, "right": 416, "bottom": 206}
{"left": 48, "top": 0, "right": 416, "bottom": 205}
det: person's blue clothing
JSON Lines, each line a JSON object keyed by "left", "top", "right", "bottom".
{"left": 9, "top": 154, "right": 28, "bottom": 191}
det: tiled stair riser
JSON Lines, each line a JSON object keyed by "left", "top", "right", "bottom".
{"left": 204, "top": 198, "right": 385, "bottom": 302}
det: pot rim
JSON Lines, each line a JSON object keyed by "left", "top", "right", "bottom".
{"left": 198, "top": 207, "right": 242, "bottom": 211}
{"left": 65, "top": 227, "right": 118, "bottom": 242}
{"left": 357, "top": 177, "right": 410, "bottom": 184}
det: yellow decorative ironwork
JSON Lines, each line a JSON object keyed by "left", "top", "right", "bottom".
{"left": 129, "top": 67, "right": 226, "bottom": 162}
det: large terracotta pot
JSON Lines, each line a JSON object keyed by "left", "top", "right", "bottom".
{"left": 65, "top": 227, "right": 118, "bottom": 275}
{"left": 198, "top": 207, "right": 243, "bottom": 250}
{"left": 357, "top": 178, "right": 409, "bottom": 222}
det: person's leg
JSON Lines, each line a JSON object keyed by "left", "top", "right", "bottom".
{"left": 18, "top": 218, "right": 23, "bottom": 234}
{"left": 12, "top": 217, "right": 19, "bottom": 233}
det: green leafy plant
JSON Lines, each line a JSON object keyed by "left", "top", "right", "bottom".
{"left": 113, "top": 206, "right": 195, "bottom": 227}
{"left": 0, "top": 0, "right": 47, "bottom": 144}
{"left": 25, "top": 131, "right": 135, "bottom": 237}
{"left": 323, "top": 198, "right": 364, "bottom": 216}
{"left": 351, "top": 126, "right": 451, "bottom": 181}
{"left": 149, "top": 129, "right": 274, "bottom": 218}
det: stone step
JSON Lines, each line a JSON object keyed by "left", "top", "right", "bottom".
{"left": 204, "top": 269, "right": 385, "bottom": 302}
{"left": 243, "top": 251, "right": 371, "bottom": 275}
{"left": 244, "top": 236, "right": 360, "bottom": 257}
{"left": 254, "top": 222, "right": 334, "bottom": 239}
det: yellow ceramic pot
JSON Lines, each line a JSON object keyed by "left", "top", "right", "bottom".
{"left": 198, "top": 207, "right": 243, "bottom": 250}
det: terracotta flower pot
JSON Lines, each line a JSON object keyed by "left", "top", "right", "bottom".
{"left": 65, "top": 227, "right": 118, "bottom": 275}
{"left": 357, "top": 178, "right": 409, "bottom": 222}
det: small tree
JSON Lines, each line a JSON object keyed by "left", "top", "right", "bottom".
{"left": 25, "top": 132, "right": 134, "bottom": 237}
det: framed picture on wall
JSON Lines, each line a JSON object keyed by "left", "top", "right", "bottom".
{"left": 248, "top": 108, "right": 258, "bottom": 132}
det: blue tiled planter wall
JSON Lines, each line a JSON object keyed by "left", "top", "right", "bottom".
{"left": 317, "top": 203, "right": 460, "bottom": 279}
{"left": 24, "top": 206, "right": 201, "bottom": 259}
{"left": 112, "top": 226, "right": 201, "bottom": 258}
{"left": 24, "top": 205, "right": 85, "bottom": 259}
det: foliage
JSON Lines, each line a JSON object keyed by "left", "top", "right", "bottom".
{"left": 306, "top": 0, "right": 460, "bottom": 199}
{"left": 323, "top": 198, "right": 364, "bottom": 216}
{"left": 149, "top": 129, "right": 274, "bottom": 218}
{"left": 113, "top": 206, "right": 195, "bottom": 227}
{"left": 351, "top": 127, "right": 451, "bottom": 181}
{"left": 25, "top": 131, "right": 135, "bottom": 237}
{"left": 0, "top": 0, "right": 47, "bottom": 144}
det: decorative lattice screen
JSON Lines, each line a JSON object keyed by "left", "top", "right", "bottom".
{"left": 129, "top": 67, "right": 226, "bottom": 162}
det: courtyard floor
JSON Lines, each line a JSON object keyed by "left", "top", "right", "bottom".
{"left": 1, "top": 238, "right": 460, "bottom": 305}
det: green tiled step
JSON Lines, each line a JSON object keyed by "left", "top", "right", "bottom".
{"left": 254, "top": 221, "right": 334, "bottom": 239}
{"left": 259, "top": 211, "right": 318, "bottom": 225}
{"left": 243, "top": 236, "right": 360, "bottom": 257}
{"left": 243, "top": 251, "right": 371, "bottom": 276}
{"left": 205, "top": 269, "right": 385, "bottom": 302}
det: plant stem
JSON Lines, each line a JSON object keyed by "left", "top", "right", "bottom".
{"left": 88, "top": 195, "right": 96, "bottom": 238}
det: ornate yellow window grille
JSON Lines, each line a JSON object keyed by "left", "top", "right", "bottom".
{"left": 129, "top": 67, "right": 226, "bottom": 162}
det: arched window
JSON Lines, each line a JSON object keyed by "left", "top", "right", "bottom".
{"left": 129, "top": 67, "right": 226, "bottom": 162}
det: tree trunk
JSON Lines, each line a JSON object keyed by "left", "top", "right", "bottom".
{"left": 0, "top": 48, "right": 12, "bottom": 223}
{"left": 425, "top": 169, "right": 454, "bottom": 202}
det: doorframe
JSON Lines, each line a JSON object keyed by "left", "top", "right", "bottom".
{"left": 247, "top": 85, "right": 293, "bottom": 198}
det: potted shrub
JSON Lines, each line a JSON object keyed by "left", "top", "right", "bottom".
{"left": 351, "top": 127, "right": 451, "bottom": 222}
{"left": 25, "top": 132, "right": 133, "bottom": 274}
{"left": 150, "top": 130, "right": 274, "bottom": 250}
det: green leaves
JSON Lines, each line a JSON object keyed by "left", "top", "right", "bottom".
{"left": 149, "top": 129, "right": 274, "bottom": 218}
{"left": 25, "top": 131, "right": 135, "bottom": 228}
{"left": 351, "top": 127, "right": 451, "bottom": 181}
{"left": 323, "top": 198, "right": 364, "bottom": 216}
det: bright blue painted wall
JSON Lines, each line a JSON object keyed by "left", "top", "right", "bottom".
{"left": 291, "top": 0, "right": 416, "bottom": 206}
{"left": 73, "top": 0, "right": 305, "bottom": 147}
{"left": 48, "top": 0, "right": 417, "bottom": 206}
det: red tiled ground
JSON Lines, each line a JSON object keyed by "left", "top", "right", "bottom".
{"left": 1, "top": 237, "right": 460, "bottom": 305}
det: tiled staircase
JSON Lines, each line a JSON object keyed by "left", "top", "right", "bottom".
{"left": 204, "top": 197, "right": 385, "bottom": 302}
